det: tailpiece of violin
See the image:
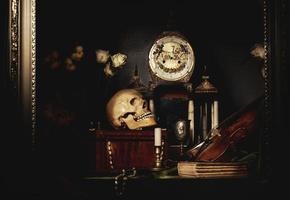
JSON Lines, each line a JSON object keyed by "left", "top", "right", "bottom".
{"left": 187, "top": 96, "right": 263, "bottom": 162}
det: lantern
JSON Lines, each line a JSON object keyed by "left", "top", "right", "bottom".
{"left": 194, "top": 75, "right": 219, "bottom": 144}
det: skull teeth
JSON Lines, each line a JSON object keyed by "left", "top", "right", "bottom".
{"left": 135, "top": 112, "right": 154, "bottom": 121}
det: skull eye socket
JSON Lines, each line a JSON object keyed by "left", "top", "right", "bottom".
{"left": 121, "top": 112, "right": 135, "bottom": 119}
{"left": 123, "top": 113, "right": 130, "bottom": 118}
{"left": 143, "top": 101, "right": 147, "bottom": 109}
{"left": 130, "top": 97, "right": 137, "bottom": 105}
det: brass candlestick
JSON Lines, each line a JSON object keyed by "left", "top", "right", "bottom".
{"left": 154, "top": 146, "right": 162, "bottom": 169}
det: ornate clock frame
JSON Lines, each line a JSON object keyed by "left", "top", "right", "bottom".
{"left": 148, "top": 31, "right": 195, "bottom": 84}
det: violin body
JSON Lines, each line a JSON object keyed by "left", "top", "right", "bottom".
{"left": 189, "top": 96, "right": 262, "bottom": 162}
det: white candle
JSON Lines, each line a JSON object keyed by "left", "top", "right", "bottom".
{"left": 154, "top": 127, "right": 161, "bottom": 146}
{"left": 188, "top": 100, "right": 194, "bottom": 143}
{"left": 149, "top": 99, "right": 155, "bottom": 114}
{"left": 213, "top": 101, "right": 219, "bottom": 128}
{"left": 202, "top": 103, "right": 208, "bottom": 140}
{"left": 211, "top": 102, "right": 214, "bottom": 129}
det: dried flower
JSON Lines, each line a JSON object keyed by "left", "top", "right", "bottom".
{"left": 261, "top": 66, "right": 265, "bottom": 79}
{"left": 65, "top": 58, "right": 77, "bottom": 71}
{"left": 103, "top": 62, "right": 115, "bottom": 77}
{"left": 42, "top": 103, "right": 76, "bottom": 127}
{"left": 250, "top": 43, "right": 266, "bottom": 79}
{"left": 250, "top": 43, "right": 265, "bottom": 60}
{"left": 95, "top": 49, "right": 127, "bottom": 77}
{"left": 44, "top": 50, "right": 61, "bottom": 70}
{"left": 111, "top": 53, "right": 127, "bottom": 68}
{"left": 96, "top": 49, "right": 110, "bottom": 64}
{"left": 71, "top": 45, "right": 84, "bottom": 61}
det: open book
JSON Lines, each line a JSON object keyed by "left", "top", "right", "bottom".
{"left": 177, "top": 162, "right": 248, "bottom": 178}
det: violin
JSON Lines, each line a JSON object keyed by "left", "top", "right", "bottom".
{"left": 187, "top": 96, "right": 262, "bottom": 162}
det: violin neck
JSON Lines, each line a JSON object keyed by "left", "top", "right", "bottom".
{"left": 216, "top": 95, "right": 263, "bottom": 130}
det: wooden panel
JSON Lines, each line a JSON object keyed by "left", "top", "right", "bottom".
{"left": 95, "top": 130, "right": 168, "bottom": 172}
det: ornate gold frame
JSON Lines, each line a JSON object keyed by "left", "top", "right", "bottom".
{"left": 9, "top": 0, "right": 36, "bottom": 148}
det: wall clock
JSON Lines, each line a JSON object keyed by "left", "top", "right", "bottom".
{"left": 148, "top": 32, "right": 195, "bottom": 83}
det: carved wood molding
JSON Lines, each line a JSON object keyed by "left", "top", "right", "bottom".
{"left": 9, "top": 0, "right": 36, "bottom": 149}
{"left": 261, "top": 0, "right": 289, "bottom": 180}
{"left": 9, "top": 0, "right": 19, "bottom": 96}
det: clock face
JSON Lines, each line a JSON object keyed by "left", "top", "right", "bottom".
{"left": 149, "top": 33, "right": 195, "bottom": 82}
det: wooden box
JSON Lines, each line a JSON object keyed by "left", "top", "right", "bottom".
{"left": 95, "top": 130, "right": 168, "bottom": 172}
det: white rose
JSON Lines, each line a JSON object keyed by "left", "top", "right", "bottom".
{"left": 96, "top": 49, "right": 110, "bottom": 64}
{"left": 75, "top": 46, "right": 83, "bottom": 53}
{"left": 65, "top": 58, "right": 76, "bottom": 71}
{"left": 111, "top": 53, "right": 127, "bottom": 68}
{"left": 103, "top": 62, "right": 115, "bottom": 77}
{"left": 250, "top": 44, "right": 265, "bottom": 60}
{"left": 71, "top": 45, "right": 84, "bottom": 61}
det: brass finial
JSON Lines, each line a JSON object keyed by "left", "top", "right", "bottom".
{"left": 128, "top": 64, "right": 147, "bottom": 93}
{"left": 195, "top": 65, "right": 218, "bottom": 93}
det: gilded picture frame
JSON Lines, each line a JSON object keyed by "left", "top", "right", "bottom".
{"left": 8, "top": 0, "right": 36, "bottom": 148}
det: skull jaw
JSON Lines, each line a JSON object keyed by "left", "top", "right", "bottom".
{"left": 123, "top": 115, "right": 157, "bottom": 130}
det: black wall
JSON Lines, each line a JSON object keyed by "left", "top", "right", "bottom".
{"left": 38, "top": 0, "right": 264, "bottom": 126}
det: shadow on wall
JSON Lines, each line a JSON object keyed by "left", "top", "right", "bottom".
{"left": 37, "top": 0, "right": 265, "bottom": 125}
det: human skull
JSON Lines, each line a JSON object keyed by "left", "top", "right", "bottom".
{"left": 106, "top": 89, "right": 157, "bottom": 130}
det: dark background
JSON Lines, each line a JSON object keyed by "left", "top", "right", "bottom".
{"left": 36, "top": 0, "right": 265, "bottom": 181}
{"left": 37, "top": 0, "right": 264, "bottom": 128}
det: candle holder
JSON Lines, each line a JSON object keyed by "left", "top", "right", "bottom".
{"left": 152, "top": 127, "right": 164, "bottom": 171}
{"left": 155, "top": 146, "right": 162, "bottom": 167}
{"left": 152, "top": 145, "right": 162, "bottom": 171}
{"left": 195, "top": 69, "right": 219, "bottom": 143}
